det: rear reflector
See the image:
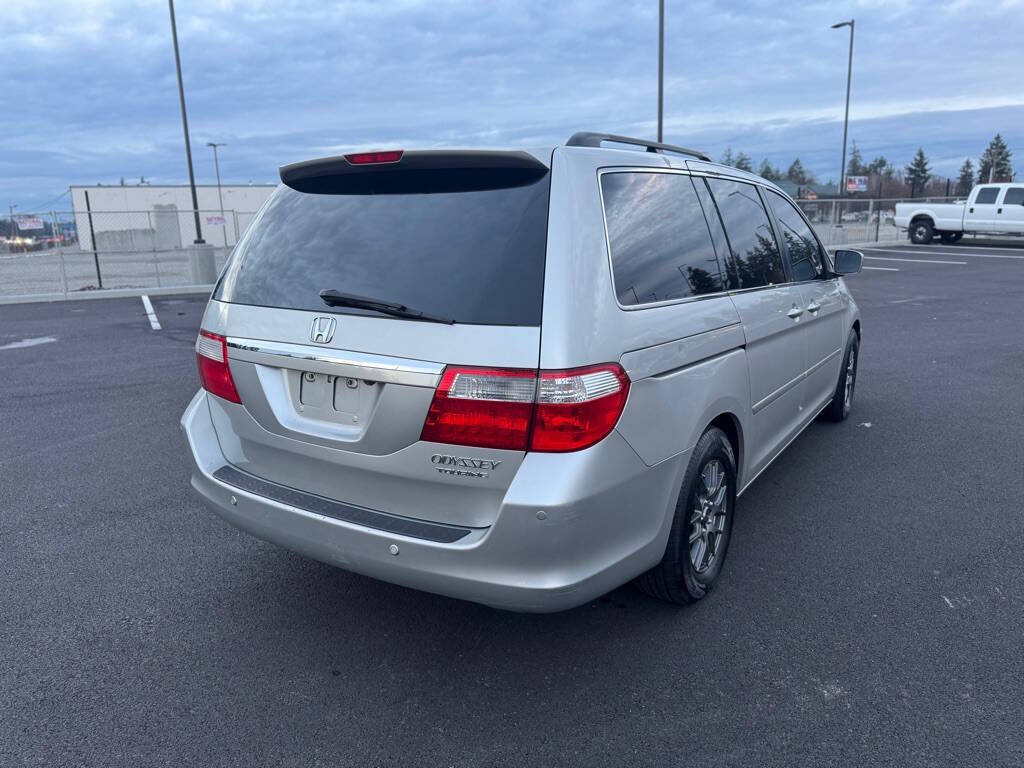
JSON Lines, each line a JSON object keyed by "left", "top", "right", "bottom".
{"left": 196, "top": 330, "right": 242, "bottom": 404}
{"left": 420, "top": 363, "right": 629, "bottom": 453}
{"left": 344, "top": 150, "right": 404, "bottom": 165}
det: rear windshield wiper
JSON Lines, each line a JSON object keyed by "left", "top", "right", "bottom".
{"left": 319, "top": 289, "right": 454, "bottom": 324}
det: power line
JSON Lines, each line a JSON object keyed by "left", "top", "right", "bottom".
{"left": 22, "top": 188, "right": 70, "bottom": 211}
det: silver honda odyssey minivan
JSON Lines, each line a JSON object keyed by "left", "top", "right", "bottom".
{"left": 181, "top": 132, "right": 863, "bottom": 612}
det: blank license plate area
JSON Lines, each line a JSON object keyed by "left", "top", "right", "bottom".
{"left": 297, "top": 372, "right": 379, "bottom": 422}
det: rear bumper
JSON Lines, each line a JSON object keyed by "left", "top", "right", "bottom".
{"left": 181, "top": 390, "right": 686, "bottom": 612}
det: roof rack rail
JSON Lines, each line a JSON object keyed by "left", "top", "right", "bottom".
{"left": 565, "top": 132, "right": 711, "bottom": 162}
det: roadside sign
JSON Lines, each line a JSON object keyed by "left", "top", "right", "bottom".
{"left": 205, "top": 215, "right": 226, "bottom": 226}
{"left": 16, "top": 216, "right": 44, "bottom": 230}
{"left": 846, "top": 175, "right": 868, "bottom": 193}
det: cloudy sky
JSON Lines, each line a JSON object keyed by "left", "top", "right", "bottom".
{"left": 3, "top": 0, "right": 1023, "bottom": 209}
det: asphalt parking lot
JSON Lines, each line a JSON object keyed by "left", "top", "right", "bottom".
{"left": 2, "top": 240, "right": 1023, "bottom": 767}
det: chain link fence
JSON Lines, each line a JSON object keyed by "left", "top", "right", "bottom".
{"left": 0, "top": 197, "right": 953, "bottom": 301}
{"left": 794, "top": 195, "right": 958, "bottom": 247}
{"left": 1, "top": 209, "right": 259, "bottom": 299}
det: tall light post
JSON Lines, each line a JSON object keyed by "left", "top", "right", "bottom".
{"left": 168, "top": 0, "right": 204, "bottom": 244}
{"left": 657, "top": 0, "right": 664, "bottom": 142}
{"left": 206, "top": 142, "right": 227, "bottom": 219}
{"left": 831, "top": 19, "right": 855, "bottom": 201}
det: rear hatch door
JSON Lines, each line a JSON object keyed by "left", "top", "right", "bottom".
{"left": 205, "top": 149, "right": 551, "bottom": 529}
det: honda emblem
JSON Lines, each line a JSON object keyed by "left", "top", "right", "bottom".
{"left": 310, "top": 316, "right": 337, "bottom": 344}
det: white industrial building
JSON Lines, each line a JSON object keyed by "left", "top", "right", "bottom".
{"left": 69, "top": 183, "right": 276, "bottom": 250}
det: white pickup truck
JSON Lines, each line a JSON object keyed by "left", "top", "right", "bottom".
{"left": 894, "top": 183, "right": 1024, "bottom": 244}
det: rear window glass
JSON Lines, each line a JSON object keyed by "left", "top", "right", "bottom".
{"left": 601, "top": 171, "right": 725, "bottom": 305}
{"left": 1003, "top": 187, "right": 1024, "bottom": 205}
{"left": 215, "top": 176, "right": 550, "bottom": 326}
{"left": 707, "top": 178, "right": 786, "bottom": 289}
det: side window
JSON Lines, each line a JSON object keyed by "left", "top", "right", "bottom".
{"left": 601, "top": 172, "right": 726, "bottom": 305}
{"left": 975, "top": 187, "right": 1000, "bottom": 204}
{"left": 766, "top": 190, "right": 824, "bottom": 281}
{"left": 1003, "top": 187, "right": 1024, "bottom": 205}
{"left": 706, "top": 178, "right": 786, "bottom": 289}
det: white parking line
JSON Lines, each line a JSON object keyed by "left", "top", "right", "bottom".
{"left": 939, "top": 243, "right": 1024, "bottom": 253}
{"left": 863, "top": 266, "right": 899, "bottom": 271}
{"left": 863, "top": 256, "right": 967, "bottom": 265}
{"left": 862, "top": 247, "right": 1024, "bottom": 260}
{"left": 141, "top": 295, "right": 162, "bottom": 330}
{"left": 0, "top": 336, "right": 57, "bottom": 350}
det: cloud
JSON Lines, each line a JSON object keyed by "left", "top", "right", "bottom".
{"left": 2, "top": 0, "right": 1021, "bottom": 206}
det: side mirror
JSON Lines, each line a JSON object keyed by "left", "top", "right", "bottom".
{"left": 833, "top": 249, "right": 863, "bottom": 275}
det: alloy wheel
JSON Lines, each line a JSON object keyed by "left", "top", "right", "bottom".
{"left": 689, "top": 459, "right": 728, "bottom": 573}
{"left": 844, "top": 346, "right": 857, "bottom": 410}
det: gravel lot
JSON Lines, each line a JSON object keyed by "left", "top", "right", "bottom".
{"left": 2, "top": 241, "right": 1022, "bottom": 767}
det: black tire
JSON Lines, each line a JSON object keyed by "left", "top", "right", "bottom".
{"left": 822, "top": 332, "right": 859, "bottom": 422}
{"left": 909, "top": 219, "right": 934, "bottom": 244}
{"left": 940, "top": 232, "right": 963, "bottom": 244}
{"left": 635, "top": 427, "right": 737, "bottom": 605}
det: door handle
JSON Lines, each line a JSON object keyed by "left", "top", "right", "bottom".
{"left": 997, "top": 208, "right": 1003, "bottom": 214}
{"left": 787, "top": 306, "right": 803, "bottom": 319}
{"left": 969, "top": 207, "right": 974, "bottom": 213}
{"left": 806, "top": 301, "right": 821, "bottom": 313}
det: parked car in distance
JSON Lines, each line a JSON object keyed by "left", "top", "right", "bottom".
{"left": 182, "top": 132, "right": 863, "bottom": 612}
{"left": 894, "top": 183, "right": 1024, "bottom": 243}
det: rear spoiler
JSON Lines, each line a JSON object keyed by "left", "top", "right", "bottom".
{"left": 280, "top": 150, "right": 549, "bottom": 195}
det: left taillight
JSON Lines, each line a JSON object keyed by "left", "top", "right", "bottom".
{"left": 195, "top": 330, "right": 242, "bottom": 404}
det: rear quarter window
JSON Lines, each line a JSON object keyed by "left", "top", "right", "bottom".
{"left": 600, "top": 171, "right": 726, "bottom": 306}
{"left": 215, "top": 175, "right": 550, "bottom": 326}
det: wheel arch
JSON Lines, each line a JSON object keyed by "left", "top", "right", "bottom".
{"left": 706, "top": 412, "right": 743, "bottom": 486}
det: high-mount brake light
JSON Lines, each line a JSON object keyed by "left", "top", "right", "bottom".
{"left": 196, "top": 330, "right": 242, "bottom": 404}
{"left": 343, "top": 150, "right": 404, "bottom": 165}
{"left": 420, "top": 363, "right": 630, "bottom": 453}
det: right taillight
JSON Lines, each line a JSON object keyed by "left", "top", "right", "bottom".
{"left": 196, "top": 330, "right": 242, "bottom": 404}
{"left": 420, "top": 363, "right": 629, "bottom": 453}
{"left": 531, "top": 364, "right": 631, "bottom": 452}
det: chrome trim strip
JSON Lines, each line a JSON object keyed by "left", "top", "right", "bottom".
{"left": 225, "top": 337, "right": 443, "bottom": 388}
{"left": 806, "top": 347, "right": 842, "bottom": 377}
{"left": 750, "top": 348, "right": 841, "bottom": 415}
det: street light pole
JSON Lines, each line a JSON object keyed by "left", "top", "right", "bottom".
{"left": 206, "top": 142, "right": 226, "bottom": 219}
{"left": 8, "top": 204, "right": 17, "bottom": 242}
{"left": 168, "top": 0, "right": 204, "bottom": 244}
{"left": 831, "top": 19, "right": 855, "bottom": 202}
{"left": 657, "top": 0, "right": 664, "bottom": 143}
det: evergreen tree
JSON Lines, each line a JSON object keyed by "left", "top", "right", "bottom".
{"left": 758, "top": 159, "right": 782, "bottom": 182}
{"left": 905, "top": 148, "right": 931, "bottom": 197}
{"left": 786, "top": 158, "right": 812, "bottom": 184}
{"left": 847, "top": 141, "right": 867, "bottom": 176}
{"left": 734, "top": 152, "right": 753, "bottom": 172}
{"left": 866, "top": 155, "right": 890, "bottom": 177}
{"left": 720, "top": 147, "right": 734, "bottom": 166}
{"left": 977, "top": 133, "right": 1013, "bottom": 183}
{"left": 956, "top": 158, "right": 974, "bottom": 196}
